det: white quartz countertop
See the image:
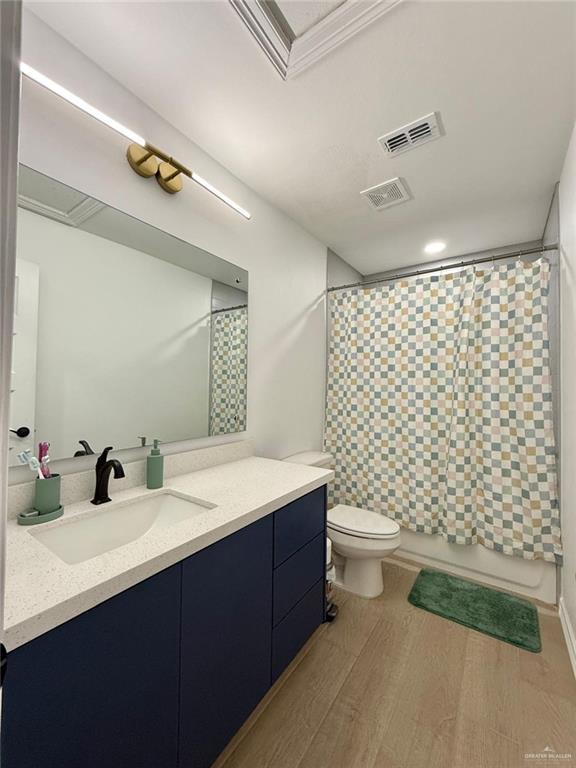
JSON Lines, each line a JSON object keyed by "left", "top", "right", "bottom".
{"left": 4, "top": 456, "right": 333, "bottom": 650}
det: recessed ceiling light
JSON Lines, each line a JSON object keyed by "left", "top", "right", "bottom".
{"left": 424, "top": 241, "right": 446, "bottom": 255}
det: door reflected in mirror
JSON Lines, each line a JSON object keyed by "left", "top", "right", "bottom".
{"left": 9, "top": 165, "right": 248, "bottom": 465}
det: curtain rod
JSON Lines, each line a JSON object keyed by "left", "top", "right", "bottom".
{"left": 211, "top": 303, "right": 247, "bottom": 314}
{"left": 327, "top": 243, "right": 559, "bottom": 293}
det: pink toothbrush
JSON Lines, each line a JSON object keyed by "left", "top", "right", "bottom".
{"left": 38, "top": 441, "right": 51, "bottom": 478}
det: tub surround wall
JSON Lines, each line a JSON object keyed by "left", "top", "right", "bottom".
{"left": 395, "top": 529, "right": 556, "bottom": 604}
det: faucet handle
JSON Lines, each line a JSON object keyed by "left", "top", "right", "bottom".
{"left": 74, "top": 439, "right": 95, "bottom": 457}
{"left": 137, "top": 436, "right": 147, "bottom": 447}
{"left": 96, "top": 446, "right": 114, "bottom": 467}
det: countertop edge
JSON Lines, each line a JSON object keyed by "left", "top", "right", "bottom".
{"left": 5, "top": 469, "right": 331, "bottom": 651}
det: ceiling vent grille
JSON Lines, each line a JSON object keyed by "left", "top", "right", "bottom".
{"left": 378, "top": 112, "right": 444, "bottom": 157}
{"left": 360, "top": 177, "right": 411, "bottom": 211}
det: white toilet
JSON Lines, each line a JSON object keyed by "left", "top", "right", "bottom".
{"left": 283, "top": 452, "right": 401, "bottom": 598}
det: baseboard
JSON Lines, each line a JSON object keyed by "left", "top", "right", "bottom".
{"left": 559, "top": 597, "right": 576, "bottom": 681}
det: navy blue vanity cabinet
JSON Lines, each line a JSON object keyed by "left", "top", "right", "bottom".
{"left": 273, "top": 486, "right": 326, "bottom": 566}
{"left": 1, "top": 485, "right": 327, "bottom": 768}
{"left": 178, "top": 515, "right": 273, "bottom": 768}
{"left": 272, "top": 486, "right": 326, "bottom": 682}
{"left": 1, "top": 564, "right": 181, "bottom": 768}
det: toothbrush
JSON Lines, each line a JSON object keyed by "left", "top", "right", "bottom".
{"left": 40, "top": 453, "right": 51, "bottom": 479}
{"left": 29, "top": 456, "right": 44, "bottom": 480}
{"left": 38, "top": 441, "right": 51, "bottom": 478}
{"left": 16, "top": 449, "right": 33, "bottom": 468}
{"left": 17, "top": 450, "right": 45, "bottom": 479}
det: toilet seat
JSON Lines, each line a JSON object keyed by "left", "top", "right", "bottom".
{"left": 327, "top": 504, "right": 400, "bottom": 540}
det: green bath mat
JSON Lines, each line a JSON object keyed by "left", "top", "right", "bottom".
{"left": 408, "top": 569, "right": 541, "bottom": 653}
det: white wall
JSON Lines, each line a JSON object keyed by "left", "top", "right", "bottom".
{"left": 17, "top": 10, "right": 327, "bottom": 469}
{"left": 327, "top": 249, "right": 362, "bottom": 288}
{"left": 559, "top": 120, "right": 576, "bottom": 663}
{"left": 211, "top": 282, "right": 248, "bottom": 312}
{"left": 16, "top": 208, "right": 212, "bottom": 460}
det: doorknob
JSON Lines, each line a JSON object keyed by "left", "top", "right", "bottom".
{"left": 10, "top": 426, "right": 30, "bottom": 438}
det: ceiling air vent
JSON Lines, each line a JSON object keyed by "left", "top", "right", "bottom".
{"left": 378, "top": 112, "right": 444, "bottom": 157}
{"left": 360, "top": 177, "right": 411, "bottom": 211}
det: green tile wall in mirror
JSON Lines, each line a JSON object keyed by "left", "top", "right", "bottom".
{"left": 9, "top": 165, "right": 248, "bottom": 465}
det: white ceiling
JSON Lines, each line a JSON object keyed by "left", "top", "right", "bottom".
{"left": 27, "top": 1, "right": 576, "bottom": 275}
{"left": 278, "top": 0, "right": 346, "bottom": 36}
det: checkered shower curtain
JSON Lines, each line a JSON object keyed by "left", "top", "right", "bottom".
{"left": 209, "top": 306, "right": 248, "bottom": 436}
{"left": 324, "top": 260, "right": 562, "bottom": 563}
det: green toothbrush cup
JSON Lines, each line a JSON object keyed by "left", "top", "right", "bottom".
{"left": 18, "top": 474, "right": 64, "bottom": 526}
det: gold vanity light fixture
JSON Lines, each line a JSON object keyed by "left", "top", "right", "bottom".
{"left": 129, "top": 142, "right": 190, "bottom": 195}
{"left": 126, "top": 145, "right": 160, "bottom": 179}
{"left": 127, "top": 142, "right": 252, "bottom": 219}
{"left": 20, "top": 62, "right": 252, "bottom": 219}
{"left": 126, "top": 142, "right": 252, "bottom": 218}
{"left": 20, "top": 63, "right": 146, "bottom": 146}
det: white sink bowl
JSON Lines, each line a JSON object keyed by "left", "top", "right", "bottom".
{"left": 30, "top": 491, "right": 215, "bottom": 565}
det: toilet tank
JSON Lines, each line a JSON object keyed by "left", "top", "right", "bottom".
{"left": 282, "top": 451, "right": 333, "bottom": 469}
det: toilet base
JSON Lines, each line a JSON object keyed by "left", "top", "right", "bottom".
{"left": 339, "top": 558, "right": 384, "bottom": 599}
{"left": 328, "top": 525, "right": 401, "bottom": 599}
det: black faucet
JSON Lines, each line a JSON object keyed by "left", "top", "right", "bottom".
{"left": 74, "top": 439, "right": 95, "bottom": 457}
{"left": 91, "top": 446, "right": 125, "bottom": 505}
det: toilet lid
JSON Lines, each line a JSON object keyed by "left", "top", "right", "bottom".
{"left": 327, "top": 504, "right": 400, "bottom": 539}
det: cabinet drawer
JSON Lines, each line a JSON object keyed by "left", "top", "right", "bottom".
{"left": 272, "top": 578, "right": 324, "bottom": 682}
{"left": 274, "top": 486, "right": 326, "bottom": 566}
{"left": 273, "top": 533, "right": 325, "bottom": 626}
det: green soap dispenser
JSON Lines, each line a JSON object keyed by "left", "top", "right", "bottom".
{"left": 147, "top": 439, "right": 164, "bottom": 489}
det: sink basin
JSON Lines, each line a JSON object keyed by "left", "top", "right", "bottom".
{"left": 30, "top": 491, "right": 215, "bottom": 565}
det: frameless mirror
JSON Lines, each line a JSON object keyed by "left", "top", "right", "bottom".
{"left": 9, "top": 165, "right": 248, "bottom": 465}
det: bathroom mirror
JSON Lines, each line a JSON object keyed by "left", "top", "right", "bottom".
{"left": 9, "top": 165, "right": 248, "bottom": 465}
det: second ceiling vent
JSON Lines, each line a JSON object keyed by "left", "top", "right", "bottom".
{"left": 378, "top": 112, "right": 444, "bottom": 157}
{"left": 360, "top": 177, "right": 411, "bottom": 211}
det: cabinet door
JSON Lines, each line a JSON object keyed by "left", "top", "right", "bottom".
{"left": 1, "top": 564, "right": 181, "bottom": 768}
{"left": 179, "top": 516, "right": 273, "bottom": 768}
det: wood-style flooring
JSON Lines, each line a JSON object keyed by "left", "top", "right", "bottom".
{"left": 214, "top": 561, "right": 576, "bottom": 768}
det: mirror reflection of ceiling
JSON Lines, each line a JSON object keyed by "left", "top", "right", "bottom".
{"left": 276, "top": 1, "right": 346, "bottom": 36}
{"left": 18, "top": 165, "right": 103, "bottom": 226}
{"left": 18, "top": 165, "right": 249, "bottom": 291}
